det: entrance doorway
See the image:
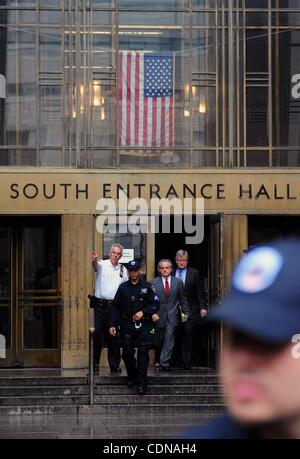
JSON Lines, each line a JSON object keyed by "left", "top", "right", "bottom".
{"left": 0, "top": 217, "right": 61, "bottom": 367}
{"left": 155, "top": 215, "right": 223, "bottom": 368}
{"left": 248, "top": 216, "right": 300, "bottom": 245}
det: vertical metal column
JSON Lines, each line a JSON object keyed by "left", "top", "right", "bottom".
{"left": 228, "top": 0, "right": 234, "bottom": 167}
{"left": 75, "top": 0, "right": 81, "bottom": 166}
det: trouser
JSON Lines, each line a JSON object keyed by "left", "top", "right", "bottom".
{"left": 154, "top": 327, "right": 166, "bottom": 364}
{"left": 93, "top": 304, "right": 120, "bottom": 369}
{"left": 159, "top": 321, "right": 177, "bottom": 368}
{"left": 121, "top": 322, "right": 155, "bottom": 389}
{"left": 182, "top": 317, "right": 197, "bottom": 365}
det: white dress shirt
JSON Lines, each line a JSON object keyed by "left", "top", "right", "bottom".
{"left": 95, "top": 259, "right": 128, "bottom": 300}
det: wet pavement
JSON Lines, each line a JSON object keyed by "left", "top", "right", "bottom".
{"left": 0, "top": 412, "right": 209, "bottom": 439}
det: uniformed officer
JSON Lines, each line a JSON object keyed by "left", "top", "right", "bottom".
{"left": 109, "top": 259, "right": 160, "bottom": 395}
{"left": 181, "top": 239, "right": 300, "bottom": 439}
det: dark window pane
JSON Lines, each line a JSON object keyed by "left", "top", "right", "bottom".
{"left": 246, "top": 30, "right": 268, "bottom": 73}
{"left": 246, "top": 150, "right": 269, "bottom": 167}
{"left": 272, "top": 150, "right": 300, "bottom": 167}
{"left": 23, "top": 307, "right": 58, "bottom": 349}
{"left": 246, "top": 0, "right": 268, "bottom": 7}
{"left": 247, "top": 87, "right": 269, "bottom": 146}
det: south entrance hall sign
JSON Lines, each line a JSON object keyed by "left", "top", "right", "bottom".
{"left": 0, "top": 169, "right": 300, "bottom": 214}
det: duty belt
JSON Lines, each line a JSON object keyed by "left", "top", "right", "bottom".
{"left": 122, "top": 314, "right": 153, "bottom": 324}
{"left": 97, "top": 298, "right": 113, "bottom": 306}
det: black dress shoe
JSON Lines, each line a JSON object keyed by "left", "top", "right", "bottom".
{"left": 184, "top": 364, "right": 191, "bottom": 370}
{"left": 137, "top": 386, "right": 147, "bottom": 395}
{"left": 110, "top": 367, "right": 122, "bottom": 374}
{"left": 159, "top": 366, "right": 170, "bottom": 372}
{"left": 127, "top": 379, "right": 138, "bottom": 388}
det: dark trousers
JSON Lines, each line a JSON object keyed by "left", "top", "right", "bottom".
{"left": 93, "top": 305, "right": 120, "bottom": 369}
{"left": 182, "top": 317, "right": 198, "bottom": 365}
{"left": 121, "top": 322, "right": 154, "bottom": 389}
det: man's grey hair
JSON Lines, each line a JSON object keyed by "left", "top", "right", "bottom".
{"left": 109, "top": 243, "right": 124, "bottom": 254}
{"left": 175, "top": 250, "right": 189, "bottom": 260}
{"left": 157, "top": 259, "right": 173, "bottom": 271}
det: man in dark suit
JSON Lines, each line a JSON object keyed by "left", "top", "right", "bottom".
{"left": 152, "top": 259, "right": 189, "bottom": 370}
{"left": 174, "top": 250, "right": 207, "bottom": 369}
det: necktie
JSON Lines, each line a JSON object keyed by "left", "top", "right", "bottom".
{"left": 178, "top": 269, "right": 182, "bottom": 279}
{"left": 165, "top": 278, "right": 170, "bottom": 296}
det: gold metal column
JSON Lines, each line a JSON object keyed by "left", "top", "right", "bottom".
{"left": 223, "top": 214, "right": 248, "bottom": 292}
{"left": 61, "top": 215, "right": 93, "bottom": 368}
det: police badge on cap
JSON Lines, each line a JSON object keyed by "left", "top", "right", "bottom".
{"left": 127, "top": 259, "right": 141, "bottom": 271}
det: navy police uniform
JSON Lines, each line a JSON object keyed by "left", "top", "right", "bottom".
{"left": 110, "top": 262, "right": 160, "bottom": 393}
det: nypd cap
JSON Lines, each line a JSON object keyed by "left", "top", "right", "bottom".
{"left": 127, "top": 259, "right": 141, "bottom": 271}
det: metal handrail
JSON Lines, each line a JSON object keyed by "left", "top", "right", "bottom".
{"left": 89, "top": 327, "right": 95, "bottom": 406}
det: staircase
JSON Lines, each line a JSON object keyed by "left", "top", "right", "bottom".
{"left": 0, "top": 368, "right": 225, "bottom": 438}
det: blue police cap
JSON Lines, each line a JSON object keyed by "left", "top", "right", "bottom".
{"left": 127, "top": 259, "right": 141, "bottom": 271}
{"left": 209, "top": 239, "right": 300, "bottom": 344}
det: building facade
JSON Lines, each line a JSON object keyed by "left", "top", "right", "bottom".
{"left": 1, "top": 0, "right": 300, "bottom": 369}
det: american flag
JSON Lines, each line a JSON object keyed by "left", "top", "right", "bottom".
{"left": 118, "top": 51, "right": 174, "bottom": 148}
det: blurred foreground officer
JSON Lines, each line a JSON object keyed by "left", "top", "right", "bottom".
{"left": 182, "top": 239, "right": 300, "bottom": 439}
{"left": 109, "top": 259, "right": 160, "bottom": 395}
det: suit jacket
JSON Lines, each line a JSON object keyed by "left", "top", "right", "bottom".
{"left": 179, "top": 267, "right": 206, "bottom": 318}
{"left": 152, "top": 275, "right": 188, "bottom": 328}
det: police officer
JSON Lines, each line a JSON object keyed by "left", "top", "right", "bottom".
{"left": 181, "top": 239, "right": 300, "bottom": 439}
{"left": 109, "top": 259, "right": 160, "bottom": 395}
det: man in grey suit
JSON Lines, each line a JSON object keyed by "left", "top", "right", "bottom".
{"left": 152, "top": 259, "right": 189, "bottom": 370}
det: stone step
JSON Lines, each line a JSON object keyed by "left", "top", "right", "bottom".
{"left": 0, "top": 412, "right": 213, "bottom": 426}
{"left": 0, "top": 396, "right": 90, "bottom": 406}
{"left": 0, "top": 422, "right": 207, "bottom": 439}
{"left": 0, "top": 403, "right": 225, "bottom": 416}
{"left": 0, "top": 383, "right": 221, "bottom": 397}
{"left": 0, "top": 386, "right": 89, "bottom": 397}
{"left": 0, "top": 393, "right": 223, "bottom": 407}
{"left": 0, "top": 377, "right": 88, "bottom": 386}
{"left": 93, "top": 394, "right": 223, "bottom": 405}
{"left": 0, "top": 374, "right": 219, "bottom": 386}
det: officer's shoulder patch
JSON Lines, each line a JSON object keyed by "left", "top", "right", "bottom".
{"left": 140, "top": 288, "right": 148, "bottom": 294}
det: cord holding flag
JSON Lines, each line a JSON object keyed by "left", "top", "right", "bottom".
{"left": 118, "top": 51, "right": 174, "bottom": 148}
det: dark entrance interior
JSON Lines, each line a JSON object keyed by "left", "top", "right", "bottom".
{"left": 155, "top": 216, "right": 220, "bottom": 368}
{"left": 248, "top": 215, "right": 300, "bottom": 245}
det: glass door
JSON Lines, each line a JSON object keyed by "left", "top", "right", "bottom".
{"left": 206, "top": 213, "right": 224, "bottom": 368}
{"left": 0, "top": 217, "right": 61, "bottom": 368}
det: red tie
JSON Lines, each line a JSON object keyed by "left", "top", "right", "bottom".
{"left": 165, "top": 278, "right": 170, "bottom": 296}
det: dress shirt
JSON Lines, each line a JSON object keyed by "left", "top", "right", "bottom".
{"left": 175, "top": 267, "right": 187, "bottom": 284}
{"left": 95, "top": 259, "right": 128, "bottom": 300}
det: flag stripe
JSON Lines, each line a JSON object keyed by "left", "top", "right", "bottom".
{"left": 130, "top": 51, "right": 136, "bottom": 145}
{"left": 147, "top": 97, "right": 152, "bottom": 147}
{"left": 134, "top": 52, "right": 140, "bottom": 146}
{"left": 119, "top": 51, "right": 174, "bottom": 148}
{"left": 118, "top": 52, "right": 123, "bottom": 146}
{"left": 121, "top": 52, "right": 127, "bottom": 146}
{"left": 161, "top": 97, "right": 165, "bottom": 147}
{"left": 126, "top": 52, "right": 131, "bottom": 145}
